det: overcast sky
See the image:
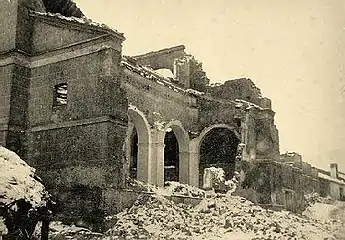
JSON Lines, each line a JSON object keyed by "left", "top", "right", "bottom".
{"left": 74, "top": 0, "right": 345, "bottom": 171}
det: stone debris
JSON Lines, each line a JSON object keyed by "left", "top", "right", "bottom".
{"left": 304, "top": 192, "right": 336, "bottom": 206}
{"left": 203, "top": 167, "right": 239, "bottom": 194}
{"left": 96, "top": 179, "right": 343, "bottom": 240}
{"left": 102, "top": 192, "right": 342, "bottom": 240}
{"left": 163, "top": 181, "right": 206, "bottom": 198}
{"left": 0, "top": 146, "right": 48, "bottom": 208}
{"left": 126, "top": 177, "right": 158, "bottom": 193}
{"left": 0, "top": 146, "right": 52, "bottom": 239}
{"left": 49, "top": 221, "right": 103, "bottom": 239}
{"left": 45, "top": 180, "right": 344, "bottom": 240}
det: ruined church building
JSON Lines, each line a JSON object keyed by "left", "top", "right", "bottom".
{"left": 0, "top": 0, "right": 344, "bottom": 219}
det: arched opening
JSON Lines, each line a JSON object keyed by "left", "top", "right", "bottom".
{"left": 127, "top": 106, "right": 151, "bottom": 183}
{"left": 199, "top": 127, "right": 240, "bottom": 187}
{"left": 164, "top": 129, "right": 180, "bottom": 182}
{"left": 129, "top": 128, "right": 139, "bottom": 179}
{"left": 159, "top": 121, "right": 190, "bottom": 185}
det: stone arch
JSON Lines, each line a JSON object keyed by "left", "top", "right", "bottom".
{"left": 197, "top": 124, "right": 241, "bottom": 149}
{"left": 127, "top": 105, "right": 152, "bottom": 183}
{"left": 161, "top": 120, "right": 190, "bottom": 184}
{"left": 193, "top": 124, "right": 241, "bottom": 187}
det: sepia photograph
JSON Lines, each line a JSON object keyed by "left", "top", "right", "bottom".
{"left": 0, "top": 0, "right": 344, "bottom": 239}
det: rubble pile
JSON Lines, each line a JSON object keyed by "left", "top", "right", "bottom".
{"left": 49, "top": 221, "right": 103, "bottom": 240}
{"left": 0, "top": 147, "right": 48, "bottom": 207}
{"left": 304, "top": 192, "right": 335, "bottom": 205}
{"left": 164, "top": 181, "right": 206, "bottom": 198}
{"left": 302, "top": 195, "right": 345, "bottom": 239}
{"left": 0, "top": 146, "right": 51, "bottom": 239}
{"left": 203, "top": 167, "right": 239, "bottom": 193}
{"left": 105, "top": 192, "right": 340, "bottom": 240}
{"left": 126, "top": 177, "right": 206, "bottom": 198}
{"left": 126, "top": 178, "right": 158, "bottom": 193}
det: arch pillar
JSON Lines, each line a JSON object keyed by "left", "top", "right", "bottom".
{"left": 179, "top": 151, "right": 190, "bottom": 184}
{"left": 150, "top": 129, "right": 165, "bottom": 187}
{"left": 136, "top": 141, "right": 152, "bottom": 184}
{"left": 189, "top": 138, "right": 199, "bottom": 187}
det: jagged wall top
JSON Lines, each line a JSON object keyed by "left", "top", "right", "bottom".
{"left": 24, "top": 0, "right": 84, "bottom": 17}
{"left": 42, "top": 0, "right": 84, "bottom": 17}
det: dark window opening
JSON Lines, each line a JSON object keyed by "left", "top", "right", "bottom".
{"left": 164, "top": 131, "right": 179, "bottom": 182}
{"left": 53, "top": 83, "right": 67, "bottom": 106}
{"left": 130, "top": 129, "right": 138, "bottom": 179}
{"left": 235, "top": 118, "right": 241, "bottom": 128}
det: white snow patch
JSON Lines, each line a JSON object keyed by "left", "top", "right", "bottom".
{"left": 30, "top": 11, "right": 120, "bottom": 34}
{"left": 186, "top": 88, "right": 205, "bottom": 96}
{"left": 0, "top": 146, "right": 47, "bottom": 207}
{"left": 235, "top": 99, "right": 266, "bottom": 110}
{"left": 154, "top": 68, "right": 174, "bottom": 79}
{"left": 318, "top": 172, "right": 345, "bottom": 185}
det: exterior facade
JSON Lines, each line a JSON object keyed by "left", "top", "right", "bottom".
{"left": 0, "top": 0, "right": 343, "bottom": 224}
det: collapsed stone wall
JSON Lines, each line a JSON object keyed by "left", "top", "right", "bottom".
{"left": 238, "top": 159, "right": 322, "bottom": 213}
{"left": 133, "top": 45, "right": 186, "bottom": 73}
{"left": 208, "top": 78, "right": 271, "bottom": 109}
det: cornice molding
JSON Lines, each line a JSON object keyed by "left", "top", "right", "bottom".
{"left": 0, "top": 40, "right": 120, "bottom": 69}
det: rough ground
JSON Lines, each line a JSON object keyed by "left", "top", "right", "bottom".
{"left": 303, "top": 200, "right": 345, "bottom": 239}
{"left": 50, "top": 188, "right": 345, "bottom": 240}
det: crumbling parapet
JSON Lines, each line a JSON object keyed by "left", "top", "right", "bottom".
{"left": 208, "top": 78, "right": 269, "bottom": 109}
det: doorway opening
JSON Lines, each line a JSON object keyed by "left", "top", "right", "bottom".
{"left": 129, "top": 128, "right": 138, "bottom": 179}
{"left": 164, "top": 129, "right": 179, "bottom": 182}
{"left": 199, "top": 128, "right": 239, "bottom": 187}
